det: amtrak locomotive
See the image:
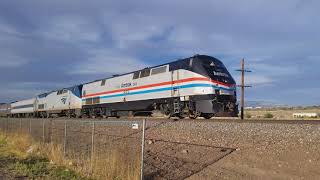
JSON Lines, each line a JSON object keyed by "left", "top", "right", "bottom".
{"left": 4, "top": 55, "right": 238, "bottom": 119}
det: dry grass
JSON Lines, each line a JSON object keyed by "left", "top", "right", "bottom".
{"left": 0, "top": 132, "right": 33, "bottom": 159}
{"left": 92, "top": 144, "right": 140, "bottom": 180}
{"left": 0, "top": 131, "right": 141, "bottom": 180}
{"left": 0, "top": 132, "right": 89, "bottom": 179}
{"left": 246, "top": 108, "right": 320, "bottom": 120}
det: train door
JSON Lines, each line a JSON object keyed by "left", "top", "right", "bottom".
{"left": 171, "top": 70, "right": 180, "bottom": 97}
{"left": 171, "top": 70, "right": 182, "bottom": 114}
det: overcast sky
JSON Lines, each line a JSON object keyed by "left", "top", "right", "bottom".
{"left": 0, "top": 0, "right": 319, "bottom": 105}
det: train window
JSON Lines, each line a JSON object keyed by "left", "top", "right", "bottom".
{"left": 101, "top": 79, "right": 106, "bottom": 86}
{"left": 151, "top": 66, "right": 167, "bottom": 75}
{"left": 140, "top": 68, "right": 150, "bottom": 78}
{"left": 133, "top": 71, "right": 140, "bottom": 79}
{"left": 38, "top": 104, "right": 45, "bottom": 109}
{"left": 57, "top": 90, "right": 67, "bottom": 95}
{"left": 83, "top": 90, "right": 86, "bottom": 96}
{"left": 38, "top": 93, "right": 47, "bottom": 98}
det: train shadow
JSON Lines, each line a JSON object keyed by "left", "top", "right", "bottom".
{"left": 143, "top": 139, "right": 236, "bottom": 180}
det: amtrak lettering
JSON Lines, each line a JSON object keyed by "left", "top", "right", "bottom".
{"left": 121, "top": 82, "right": 137, "bottom": 88}
{"left": 213, "top": 71, "right": 229, "bottom": 77}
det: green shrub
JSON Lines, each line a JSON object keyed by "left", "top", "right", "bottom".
{"left": 264, "top": 113, "right": 274, "bottom": 118}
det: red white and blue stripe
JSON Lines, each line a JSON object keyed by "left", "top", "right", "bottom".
{"left": 82, "top": 77, "right": 236, "bottom": 101}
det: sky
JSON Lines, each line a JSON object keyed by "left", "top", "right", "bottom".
{"left": 0, "top": 0, "right": 319, "bottom": 106}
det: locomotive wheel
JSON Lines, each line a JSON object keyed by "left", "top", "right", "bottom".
{"left": 189, "top": 111, "right": 201, "bottom": 119}
{"left": 66, "top": 110, "right": 73, "bottom": 118}
{"left": 202, "top": 113, "right": 214, "bottom": 119}
{"left": 160, "top": 104, "right": 171, "bottom": 118}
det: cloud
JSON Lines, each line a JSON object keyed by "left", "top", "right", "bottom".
{"left": 0, "top": 20, "right": 23, "bottom": 37}
{"left": 0, "top": 82, "right": 47, "bottom": 102}
{"left": 110, "top": 18, "right": 168, "bottom": 49}
{"left": 231, "top": 59, "right": 299, "bottom": 88}
{"left": 234, "top": 74, "right": 273, "bottom": 87}
{"left": 0, "top": 81, "right": 76, "bottom": 102}
{"left": 0, "top": 53, "right": 28, "bottom": 68}
{"left": 249, "top": 62, "right": 299, "bottom": 77}
{"left": 0, "top": 21, "right": 28, "bottom": 68}
{"left": 38, "top": 16, "right": 101, "bottom": 43}
{"left": 70, "top": 49, "right": 149, "bottom": 75}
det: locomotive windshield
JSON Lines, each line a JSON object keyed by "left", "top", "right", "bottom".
{"left": 191, "top": 56, "right": 236, "bottom": 85}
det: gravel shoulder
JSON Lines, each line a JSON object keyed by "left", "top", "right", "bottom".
{"left": 145, "top": 119, "right": 320, "bottom": 180}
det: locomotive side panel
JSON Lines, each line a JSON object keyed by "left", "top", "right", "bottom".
{"left": 11, "top": 98, "right": 35, "bottom": 115}
{"left": 81, "top": 65, "right": 236, "bottom": 114}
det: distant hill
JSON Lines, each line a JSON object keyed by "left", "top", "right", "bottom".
{"left": 245, "top": 100, "right": 288, "bottom": 108}
{"left": 244, "top": 100, "right": 320, "bottom": 110}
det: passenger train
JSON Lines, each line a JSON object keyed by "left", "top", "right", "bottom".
{"left": 1, "top": 55, "right": 238, "bottom": 119}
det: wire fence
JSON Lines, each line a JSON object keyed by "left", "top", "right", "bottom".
{"left": 0, "top": 118, "right": 145, "bottom": 180}
{"left": 0, "top": 118, "right": 237, "bottom": 180}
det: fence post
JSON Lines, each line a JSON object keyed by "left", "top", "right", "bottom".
{"left": 5, "top": 117, "right": 8, "bottom": 137}
{"left": 49, "top": 120, "right": 52, "bottom": 143}
{"left": 19, "top": 119, "right": 22, "bottom": 131}
{"left": 42, "top": 119, "right": 45, "bottom": 143}
{"left": 91, "top": 121, "right": 95, "bottom": 173}
{"left": 63, "top": 120, "right": 67, "bottom": 157}
{"left": 29, "top": 119, "right": 32, "bottom": 135}
{"left": 140, "top": 119, "right": 146, "bottom": 180}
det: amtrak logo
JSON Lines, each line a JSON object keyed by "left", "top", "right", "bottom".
{"left": 61, "top": 97, "right": 67, "bottom": 104}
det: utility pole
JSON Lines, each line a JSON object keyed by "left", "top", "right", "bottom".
{"left": 236, "top": 58, "right": 252, "bottom": 120}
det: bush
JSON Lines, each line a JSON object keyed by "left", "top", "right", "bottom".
{"left": 245, "top": 113, "right": 252, "bottom": 119}
{"left": 264, "top": 113, "right": 274, "bottom": 118}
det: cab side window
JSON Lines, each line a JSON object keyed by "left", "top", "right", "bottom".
{"left": 140, "top": 68, "right": 150, "bottom": 78}
{"left": 151, "top": 65, "right": 167, "bottom": 75}
{"left": 101, "top": 79, "right": 106, "bottom": 86}
{"left": 57, "top": 90, "right": 62, "bottom": 95}
{"left": 57, "top": 89, "right": 67, "bottom": 95}
{"left": 133, "top": 71, "right": 140, "bottom": 79}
